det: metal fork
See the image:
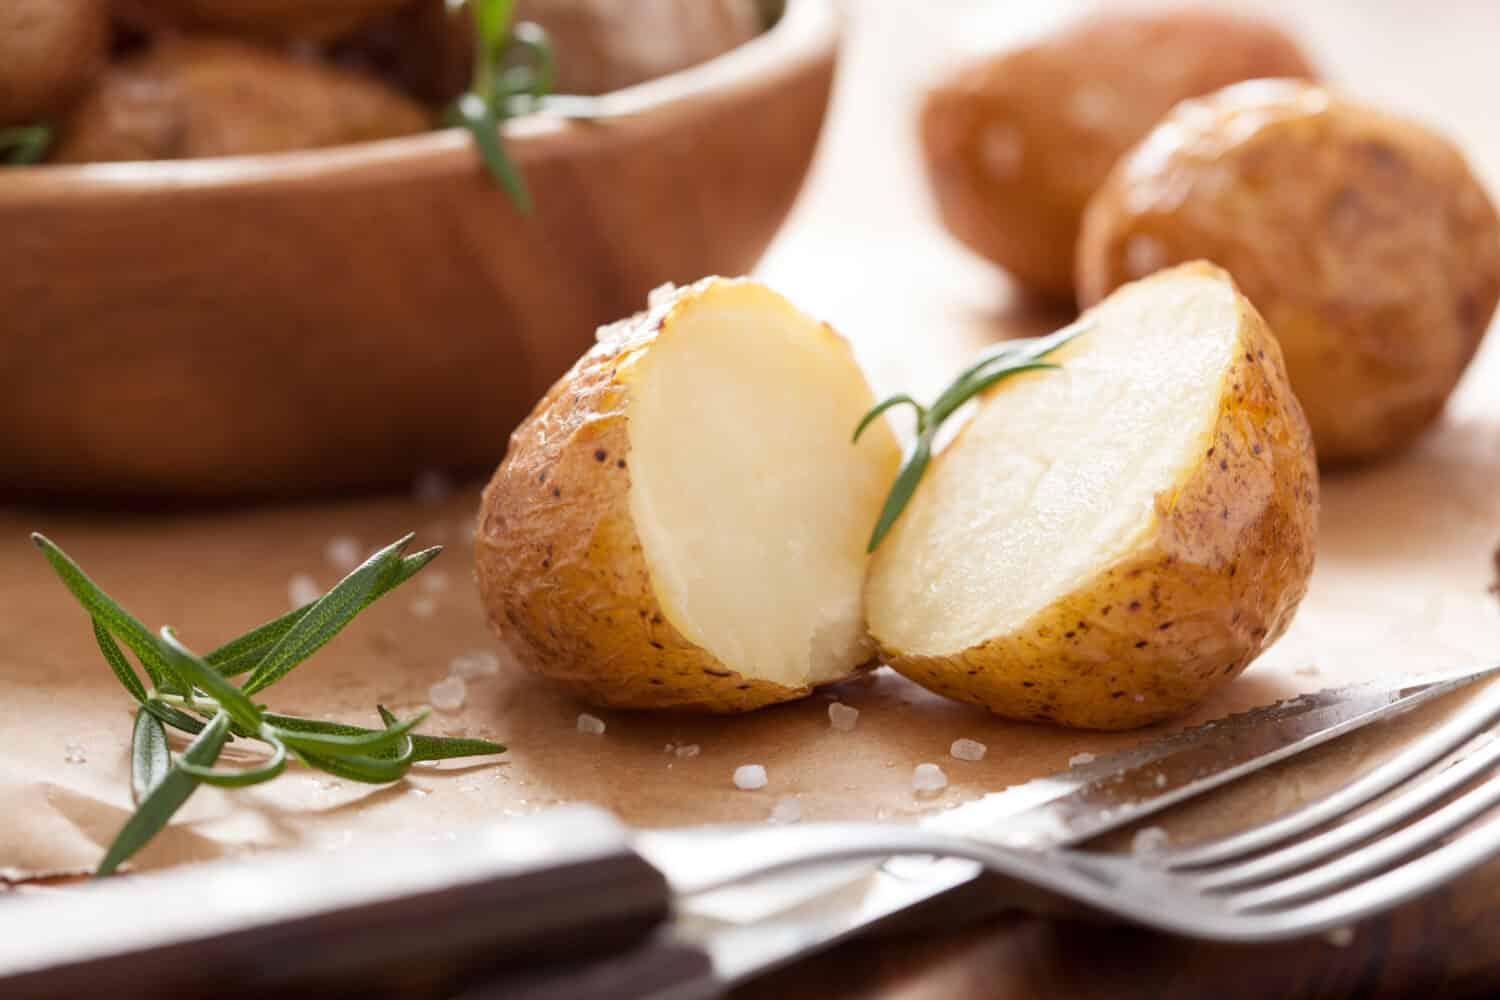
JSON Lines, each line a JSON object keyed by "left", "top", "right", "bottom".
{"left": 657, "top": 678, "right": 1500, "bottom": 941}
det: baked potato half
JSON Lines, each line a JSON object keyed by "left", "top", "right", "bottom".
{"left": 0, "top": 0, "right": 109, "bottom": 126}
{"left": 1076, "top": 80, "right": 1500, "bottom": 465}
{"left": 475, "top": 278, "right": 901, "bottom": 712}
{"left": 921, "top": 8, "right": 1316, "bottom": 299}
{"left": 866, "top": 262, "right": 1318, "bottom": 730}
{"left": 51, "top": 37, "right": 431, "bottom": 162}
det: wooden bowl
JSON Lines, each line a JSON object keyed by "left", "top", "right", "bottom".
{"left": 0, "top": 0, "right": 837, "bottom": 500}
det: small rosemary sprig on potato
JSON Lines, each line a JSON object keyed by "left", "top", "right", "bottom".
{"left": 35, "top": 532, "right": 505, "bottom": 877}
{"left": 446, "top": 0, "right": 557, "bottom": 211}
{"left": 854, "top": 318, "right": 1093, "bottom": 553}
{"left": 0, "top": 125, "right": 51, "bottom": 165}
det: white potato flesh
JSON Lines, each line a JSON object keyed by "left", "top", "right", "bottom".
{"left": 867, "top": 270, "right": 1238, "bottom": 656}
{"left": 625, "top": 284, "right": 899, "bottom": 688}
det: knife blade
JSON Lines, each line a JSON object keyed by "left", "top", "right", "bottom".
{"left": 659, "top": 663, "right": 1500, "bottom": 995}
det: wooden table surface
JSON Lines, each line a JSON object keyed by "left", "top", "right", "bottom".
{"left": 742, "top": 2, "right": 1500, "bottom": 997}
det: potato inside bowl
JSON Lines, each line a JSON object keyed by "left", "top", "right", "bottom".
{"left": 867, "top": 262, "right": 1318, "bottom": 730}
{"left": 475, "top": 278, "right": 900, "bottom": 712}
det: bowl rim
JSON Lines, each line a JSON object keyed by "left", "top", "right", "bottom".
{"left": 1, "top": 0, "right": 837, "bottom": 196}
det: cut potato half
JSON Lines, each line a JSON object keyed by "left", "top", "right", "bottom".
{"left": 867, "top": 262, "right": 1318, "bottom": 730}
{"left": 475, "top": 278, "right": 901, "bottom": 711}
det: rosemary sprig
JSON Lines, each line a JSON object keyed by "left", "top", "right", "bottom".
{"left": 853, "top": 318, "right": 1095, "bottom": 553}
{"left": 0, "top": 125, "right": 51, "bottom": 166}
{"left": 446, "top": 0, "right": 557, "bottom": 210}
{"left": 34, "top": 532, "right": 507, "bottom": 877}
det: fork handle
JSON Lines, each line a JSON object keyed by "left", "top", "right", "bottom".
{"left": 0, "top": 805, "right": 670, "bottom": 999}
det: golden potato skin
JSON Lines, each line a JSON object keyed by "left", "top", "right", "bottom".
{"left": 1077, "top": 81, "right": 1500, "bottom": 464}
{"left": 880, "top": 264, "right": 1319, "bottom": 730}
{"left": 921, "top": 8, "right": 1316, "bottom": 299}
{"left": 127, "top": 0, "right": 409, "bottom": 40}
{"left": 0, "top": 0, "right": 109, "bottom": 126}
{"left": 51, "top": 37, "right": 431, "bottom": 162}
{"left": 475, "top": 280, "right": 863, "bottom": 713}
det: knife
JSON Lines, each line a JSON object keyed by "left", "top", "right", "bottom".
{"left": 2, "top": 666, "right": 1495, "bottom": 999}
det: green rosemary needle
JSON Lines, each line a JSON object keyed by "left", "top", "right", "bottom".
{"left": 34, "top": 532, "right": 507, "bottom": 877}
{"left": 854, "top": 318, "right": 1094, "bottom": 553}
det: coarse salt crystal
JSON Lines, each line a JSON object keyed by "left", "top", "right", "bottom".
{"left": 1325, "top": 926, "right": 1355, "bottom": 948}
{"left": 769, "top": 796, "right": 801, "bottom": 824}
{"left": 449, "top": 650, "right": 501, "bottom": 679}
{"left": 63, "top": 743, "right": 87, "bottom": 765}
{"left": 324, "top": 536, "right": 362, "bottom": 571}
{"left": 647, "top": 282, "right": 678, "bottom": 309}
{"left": 576, "top": 713, "right": 606, "bottom": 736}
{"left": 1068, "top": 752, "right": 1096, "bottom": 767}
{"left": 410, "top": 597, "right": 438, "bottom": 618}
{"left": 912, "top": 763, "right": 948, "bottom": 795}
{"left": 1132, "top": 826, "right": 1170, "bottom": 855}
{"left": 428, "top": 676, "right": 467, "bottom": 713}
{"left": 413, "top": 469, "right": 452, "bottom": 505}
{"left": 733, "top": 764, "right": 767, "bottom": 790}
{"left": 950, "top": 738, "right": 987, "bottom": 762}
{"left": 288, "top": 574, "right": 321, "bottom": 609}
{"left": 828, "top": 702, "right": 860, "bottom": 732}
{"left": 674, "top": 744, "right": 701, "bottom": 759}
{"left": 1154, "top": 772, "right": 1167, "bottom": 788}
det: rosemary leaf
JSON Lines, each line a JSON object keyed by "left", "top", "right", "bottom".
{"left": 241, "top": 535, "right": 417, "bottom": 696}
{"left": 865, "top": 434, "right": 932, "bottom": 554}
{"left": 96, "top": 711, "right": 231, "bottom": 878}
{"left": 95, "top": 620, "right": 148, "bottom": 704}
{"left": 177, "top": 737, "right": 287, "bottom": 788}
{"left": 33, "top": 534, "right": 185, "bottom": 693}
{"left": 447, "top": 96, "right": 532, "bottom": 213}
{"left": 130, "top": 708, "right": 170, "bottom": 804}
{"left": 268, "top": 709, "right": 429, "bottom": 759}
{"left": 291, "top": 747, "right": 413, "bottom": 784}
{"left": 207, "top": 545, "right": 438, "bottom": 678}
{"left": 852, "top": 394, "right": 926, "bottom": 444}
{"left": 262, "top": 710, "right": 506, "bottom": 762}
{"left": 141, "top": 698, "right": 211, "bottom": 736}
{"left": 158, "top": 628, "right": 263, "bottom": 733}
{"left": 0, "top": 125, "right": 51, "bottom": 165}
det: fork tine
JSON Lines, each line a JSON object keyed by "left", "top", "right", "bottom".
{"left": 1165, "top": 680, "right": 1500, "bottom": 870}
{"left": 1188, "top": 734, "right": 1500, "bottom": 891}
{"left": 1225, "top": 762, "right": 1500, "bottom": 910}
{"left": 1247, "top": 806, "right": 1500, "bottom": 937}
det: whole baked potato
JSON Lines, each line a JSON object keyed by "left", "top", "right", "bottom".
{"left": 0, "top": 0, "right": 109, "bottom": 126}
{"left": 51, "top": 37, "right": 431, "bottom": 162}
{"left": 1076, "top": 80, "right": 1500, "bottom": 465}
{"left": 866, "top": 262, "right": 1318, "bottom": 730}
{"left": 475, "top": 278, "right": 901, "bottom": 712}
{"left": 921, "top": 8, "right": 1316, "bottom": 299}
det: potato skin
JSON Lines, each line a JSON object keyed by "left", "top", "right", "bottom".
{"left": 475, "top": 279, "right": 864, "bottom": 713}
{"left": 881, "top": 263, "right": 1319, "bottom": 730}
{"left": 125, "top": 0, "right": 409, "bottom": 40}
{"left": 51, "top": 37, "right": 431, "bottom": 162}
{"left": 1076, "top": 81, "right": 1500, "bottom": 464}
{"left": 921, "top": 8, "right": 1315, "bottom": 299}
{"left": 0, "top": 0, "right": 109, "bottom": 126}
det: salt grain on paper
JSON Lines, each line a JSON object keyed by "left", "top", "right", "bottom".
{"left": 63, "top": 743, "right": 87, "bottom": 765}
{"left": 429, "top": 676, "right": 467, "bottom": 713}
{"left": 733, "top": 764, "right": 768, "bottom": 790}
{"left": 950, "top": 738, "right": 987, "bottom": 762}
{"left": 912, "top": 763, "right": 948, "bottom": 795}
{"left": 410, "top": 597, "right": 438, "bottom": 618}
{"left": 769, "top": 796, "right": 801, "bottom": 824}
{"left": 449, "top": 650, "right": 501, "bottom": 679}
{"left": 288, "top": 573, "right": 321, "bottom": 609}
{"left": 324, "top": 535, "right": 362, "bottom": 571}
{"left": 674, "top": 744, "right": 700, "bottom": 759}
{"left": 1132, "top": 826, "right": 1170, "bottom": 856}
{"left": 577, "top": 713, "right": 606, "bottom": 736}
{"left": 828, "top": 702, "right": 860, "bottom": 732}
{"left": 1068, "top": 752, "right": 1096, "bottom": 767}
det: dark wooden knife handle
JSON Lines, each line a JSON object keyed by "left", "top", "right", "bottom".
{"left": 0, "top": 805, "right": 670, "bottom": 998}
